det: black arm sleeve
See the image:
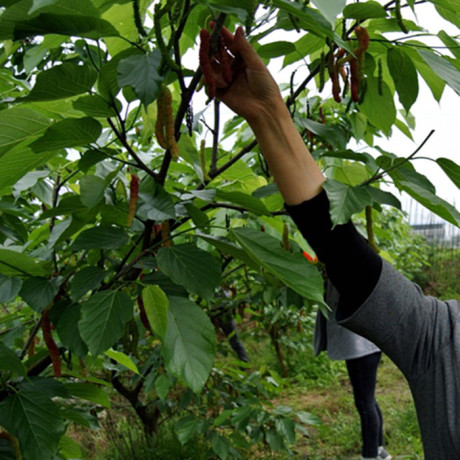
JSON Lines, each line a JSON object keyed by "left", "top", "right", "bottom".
{"left": 285, "top": 190, "right": 382, "bottom": 320}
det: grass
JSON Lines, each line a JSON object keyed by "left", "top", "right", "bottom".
{"left": 238, "top": 327, "right": 423, "bottom": 460}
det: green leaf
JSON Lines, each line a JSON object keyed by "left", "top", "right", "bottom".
{"left": 70, "top": 266, "right": 107, "bottom": 301}
{"left": 196, "top": 233, "right": 260, "bottom": 271}
{"left": 51, "top": 301, "right": 88, "bottom": 358}
{"left": 258, "top": 41, "right": 296, "bottom": 59}
{"left": 57, "top": 435, "right": 82, "bottom": 459}
{"left": 438, "top": 30, "right": 460, "bottom": 60}
{"left": 80, "top": 175, "right": 107, "bottom": 208}
{"left": 0, "top": 147, "right": 55, "bottom": 196}
{"left": 73, "top": 94, "right": 120, "bottom": 118}
{"left": 0, "top": 341, "right": 26, "bottom": 376}
{"left": 436, "top": 158, "right": 460, "bottom": 189}
{"left": 0, "top": 274, "right": 22, "bottom": 302}
{"left": 323, "top": 180, "right": 373, "bottom": 226}
{"left": 79, "top": 290, "right": 133, "bottom": 356}
{"left": 387, "top": 47, "right": 419, "bottom": 112}
{"left": 163, "top": 296, "right": 216, "bottom": 393}
{"left": 343, "top": 1, "right": 387, "bottom": 19}
{"left": 20, "top": 276, "right": 61, "bottom": 312}
{"left": 366, "top": 186, "right": 402, "bottom": 209}
{"left": 0, "top": 387, "right": 64, "bottom": 460}
{"left": 156, "top": 244, "right": 221, "bottom": 300}
{"left": 154, "top": 374, "right": 172, "bottom": 400}
{"left": 215, "top": 189, "right": 269, "bottom": 216}
{"left": 417, "top": 49, "right": 460, "bottom": 96}
{"left": 310, "top": 0, "right": 346, "bottom": 25}
{"left": 184, "top": 203, "right": 210, "bottom": 229}
{"left": 403, "top": 41, "right": 445, "bottom": 101}
{"left": 272, "top": 0, "right": 342, "bottom": 45}
{"left": 105, "top": 349, "right": 139, "bottom": 374}
{"left": 0, "top": 108, "right": 50, "bottom": 158}
{"left": 23, "top": 62, "right": 97, "bottom": 101}
{"left": 400, "top": 181, "right": 460, "bottom": 226}
{"left": 98, "top": 48, "right": 143, "bottom": 99}
{"left": 231, "top": 227, "right": 324, "bottom": 303}
{"left": 295, "top": 118, "right": 347, "bottom": 150}
{"left": 142, "top": 285, "right": 169, "bottom": 339}
{"left": 117, "top": 51, "right": 163, "bottom": 106}
{"left": 29, "top": 117, "right": 102, "bottom": 153}
{"left": 72, "top": 225, "right": 128, "bottom": 250}
{"left": 137, "top": 178, "right": 176, "bottom": 221}
{"left": 65, "top": 382, "right": 111, "bottom": 408}
{"left": 359, "top": 77, "right": 396, "bottom": 136}
{"left": 0, "top": 249, "right": 48, "bottom": 277}
{"left": 431, "top": 0, "right": 460, "bottom": 29}
{"left": 175, "top": 415, "right": 200, "bottom": 445}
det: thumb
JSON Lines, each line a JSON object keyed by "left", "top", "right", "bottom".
{"left": 234, "top": 26, "right": 265, "bottom": 70}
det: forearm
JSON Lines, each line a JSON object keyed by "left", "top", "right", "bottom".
{"left": 286, "top": 191, "right": 382, "bottom": 319}
{"left": 247, "top": 99, "right": 325, "bottom": 205}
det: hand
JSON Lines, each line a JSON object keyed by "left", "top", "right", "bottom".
{"left": 202, "top": 26, "right": 284, "bottom": 124}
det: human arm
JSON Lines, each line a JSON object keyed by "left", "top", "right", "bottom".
{"left": 207, "top": 26, "right": 382, "bottom": 315}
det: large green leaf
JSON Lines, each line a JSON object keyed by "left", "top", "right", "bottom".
{"left": 137, "top": 178, "right": 176, "bottom": 221}
{"left": 69, "top": 266, "right": 107, "bottom": 301}
{"left": 0, "top": 341, "right": 26, "bottom": 376}
{"left": 359, "top": 77, "right": 396, "bottom": 136}
{"left": 0, "top": 108, "right": 50, "bottom": 158}
{"left": 79, "top": 175, "right": 107, "bottom": 208}
{"left": 73, "top": 94, "right": 120, "bottom": 118}
{"left": 323, "top": 180, "right": 373, "bottom": 226}
{"left": 51, "top": 301, "right": 88, "bottom": 358}
{"left": 436, "top": 158, "right": 460, "bottom": 189}
{"left": 0, "top": 249, "right": 48, "bottom": 277}
{"left": 295, "top": 118, "right": 347, "bottom": 150}
{"left": 403, "top": 41, "right": 445, "bottom": 101}
{"left": 29, "top": 117, "right": 102, "bottom": 153}
{"left": 430, "top": 0, "right": 460, "bottom": 28}
{"left": 272, "top": 0, "right": 344, "bottom": 46}
{"left": 0, "top": 147, "right": 55, "bottom": 196}
{"left": 310, "top": 0, "right": 346, "bottom": 25}
{"left": 0, "top": 274, "right": 22, "bottom": 302}
{"left": 117, "top": 51, "right": 163, "bottom": 106}
{"left": 196, "top": 233, "right": 260, "bottom": 271}
{"left": 156, "top": 244, "right": 221, "bottom": 300}
{"left": 23, "top": 62, "right": 97, "bottom": 101}
{"left": 98, "top": 48, "right": 143, "bottom": 99}
{"left": 258, "top": 41, "right": 296, "bottom": 59}
{"left": 399, "top": 181, "right": 460, "bottom": 226}
{"left": 142, "top": 285, "right": 169, "bottom": 339}
{"left": 105, "top": 349, "right": 139, "bottom": 374}
{"left": 79, "top": 290, "right": 133, "bottom": 356}
{"left": 20, "top": 276, "right": 61, "bottom": 312}
{"left": 343, "top": 1, "right": 387, "bottom": 19}
{"left": 387, "top": 47, "right": 419, "bottom": 112}
{"left": 215, "top": 189, "right": 269, "bottom": 216}
{"left": 65, "top": 382, "right": 111, "bottom": 408}
{"left": 72, "top": 225, "right": 128, "bottom": 250}
{"left": 163, "top": 296, "right": 216, "bottom": 393}
{"left": 0, "top": 387, "right": 64, "bottom": 460}
{"left": 231, "top": 227, "right": 324, "bottom": 303}
{"left": 418, "top": 49, "right": 460, "bottom": 96}
{"left": 437, "top": 30, "right": 460, "bottom": 60}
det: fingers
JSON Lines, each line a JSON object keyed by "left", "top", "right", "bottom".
{"left": 233, "top": 26, "right": 266, "bottom": 70}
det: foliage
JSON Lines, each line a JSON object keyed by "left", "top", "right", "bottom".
{"left": 0, "top": 0, "right": 459, "bottom": 458}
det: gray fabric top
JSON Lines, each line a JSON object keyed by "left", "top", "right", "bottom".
{"left": 338, "top": 260, "right": 460, "bottom": 460}
{"left": 314, "top": 281, "right": 380, "bottom": 360}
